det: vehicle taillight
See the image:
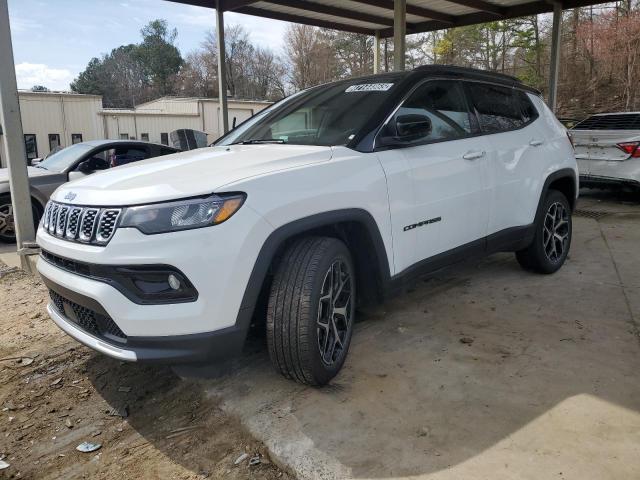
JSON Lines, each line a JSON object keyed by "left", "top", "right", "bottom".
{"left": 616, "top": 141, "right": 640, "bottom": 158}
{"left": 566, "top": 131, "right": 574, "bottom": 149}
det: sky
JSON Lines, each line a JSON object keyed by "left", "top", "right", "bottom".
{"left": 7, "top": 0, "right": 289, "bottom": 91}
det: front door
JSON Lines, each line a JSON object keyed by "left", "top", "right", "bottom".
{"left": 377, "top": 80, "right": 491, "bottom": 272}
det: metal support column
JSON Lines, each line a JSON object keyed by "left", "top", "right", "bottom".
{"left": 393, "top": 0, "right": 406, "bottom": 71}
{"left": 548, "top": 2, "right": 562, "bottom": 113}
{"left": 0, "top": 0, "right": 35, "bottom": 268}
{"left": 215, "top": 0, "right": 229, "bottom": 135}
{"left": 373, "top": 30, "right": 381, "bottom": 74}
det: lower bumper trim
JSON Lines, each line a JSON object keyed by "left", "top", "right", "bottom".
{"left": 43, "top": 273, "right": 249, "bottom": 364}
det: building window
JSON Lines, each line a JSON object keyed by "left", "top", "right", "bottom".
{"left": 71, "top": 133, "right": 83, "bottom": 144}
{"left": 120, "top": 133, "right": 129, "bottom": 140}
{"left": 24, "top": 134, "right": 38, "bottom": 160}
{"left": 48, "top": 133, "right": 61, "bottom": 151}
{"left": 141, "top": 133, "right": 149, "bottom": 142}
{"left": 160, "top": 132, "right": 169, "bottom": 145}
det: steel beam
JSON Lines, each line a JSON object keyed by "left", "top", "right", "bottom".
{"left": 548, "top": 2, "right": 562, "bottom": 112}
{"left": 393, "top": 0, "right": 406, "bottom": 71}
{"left": 0, "top": 0, "right": 35, "bottom": 267}
{"left": 374, "top": 30, "right": 381, "bottom": 74}
{"left": 216, "top": 0, "right": 229, "bottom": 135}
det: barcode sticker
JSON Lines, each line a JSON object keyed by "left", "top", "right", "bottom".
{"left": 345, "top": 83, "right": 394, "bottom": 93}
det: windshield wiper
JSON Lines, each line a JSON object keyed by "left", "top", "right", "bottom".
{"left": 235, "top": 138, "right": 286, "bottom": 145}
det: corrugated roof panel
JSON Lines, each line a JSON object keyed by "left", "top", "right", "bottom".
{"left": 251, "top": 1, "right": 388, "bottom": 30}
{"left": 489, "top": 0, "right": 538, "bottom": 6}
{"left": 409, "top": 0, "right": 479, "bottom": 16}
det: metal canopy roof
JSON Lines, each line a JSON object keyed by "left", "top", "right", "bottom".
{"left": 171, "top": 0, "right": 606, "bottom": 36}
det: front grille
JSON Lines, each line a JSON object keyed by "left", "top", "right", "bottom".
{"left": 49, "top": 289, "right": 127, "bottom": 341}
{"left": 96, "top": 209, "right": 121, "bottom": 244}
{"left": 42, "top": 201, "right": 121, "bottom": 246}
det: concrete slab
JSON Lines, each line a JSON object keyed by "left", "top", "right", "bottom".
{"left": 203, "top": 193, "right": 640, "bottom": 480}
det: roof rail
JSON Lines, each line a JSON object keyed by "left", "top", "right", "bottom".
{"left": 412, "top": 64, "right": 521, "bottom": 83}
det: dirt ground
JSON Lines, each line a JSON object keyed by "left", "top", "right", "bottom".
{"left": 0, "top": 268, "right": 290, "bottom": 480}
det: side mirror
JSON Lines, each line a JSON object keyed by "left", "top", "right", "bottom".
{"left": 377, "top": 114, "right": 432, "bottom": 148}
{"left": 78, "top": 157, "right": 108, "bottom": 174}
{"left": 396, "top": 114, "right": 432, "bottom": 139}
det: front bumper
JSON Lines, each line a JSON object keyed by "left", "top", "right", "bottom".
{"left": 36, "top": 202, "right": 274, "bottom": 362}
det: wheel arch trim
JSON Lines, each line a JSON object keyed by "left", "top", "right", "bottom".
{"left": 233, "top": 208, "right": 392, "bottom": 338}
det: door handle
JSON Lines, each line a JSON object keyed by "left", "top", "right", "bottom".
{"left": 462, "top": 150, "right": 485, "bottom": 160}
{"left": 529, "top": 139, "right": 544, "bottom": 147}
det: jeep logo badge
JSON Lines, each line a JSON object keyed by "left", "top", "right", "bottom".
{"left": 64, "top": 192, "right": 77, "bottom": 201}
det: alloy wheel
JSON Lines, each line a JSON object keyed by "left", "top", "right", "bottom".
{"left": 317, "top": 260, "right": 353, "bottom": 366}
{"left": 543, "top": 201, "right": 569, "bottom": 263}
{"left": 0, "top": 203, "right": 15, "bottom": 237}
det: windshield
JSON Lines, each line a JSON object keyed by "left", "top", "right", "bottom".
{"left": 216, "top": 75, "right": 402, "bottom": 147}
{"left": 37, "top": 144, "right": 94, "bottom": 172}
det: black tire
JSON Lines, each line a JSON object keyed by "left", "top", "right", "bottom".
{"left": 0, "top": 194, "right": 41, "bottom": 243}
{"left": 266, "top": 236, "right": 356, "bottom": 386}
{"left": 516, "top": 189, "right": 572, "bottom": 274}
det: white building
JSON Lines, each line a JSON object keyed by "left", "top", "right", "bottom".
{"left": 0, "top": 91, "right": 271, "bottom": 167}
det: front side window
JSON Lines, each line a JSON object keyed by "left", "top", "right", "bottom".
{"left": 24, "top": 134, "right": 38, "bottom": 160}
{"left": 217, "top": 75, "right": 403, "bottom": 147}
{"left": 381, "top": 80, "right": 472, "bottom": 144}
{"left": 466, "top": 83, "right": 526, "bottom": 133}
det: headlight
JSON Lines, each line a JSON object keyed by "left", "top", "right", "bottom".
{"left": 119, "top": 193, "right": 245, "bottom": 234}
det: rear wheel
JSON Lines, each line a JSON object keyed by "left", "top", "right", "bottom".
{"left": 516, "top": 189, "right": 572, "bottom": 274}
{"left": 266, "top": 237, "right": 355, "bottom": 386}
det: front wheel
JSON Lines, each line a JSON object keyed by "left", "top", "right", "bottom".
{"left": 516, "top": 189, "right": 572, "bottom": 274}
{"left": 266, "top": 237, "right": 355, "bottom": 386}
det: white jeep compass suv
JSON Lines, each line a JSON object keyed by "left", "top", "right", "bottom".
{"left": 36, "top": 66, "right": 578, "bottom": 386}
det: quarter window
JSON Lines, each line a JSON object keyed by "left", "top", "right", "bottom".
{"left": 24, "top": 134, "right": 38, "bottom": 160}
{"left": 466, "top": 83, "right": 526, "bottom": 133}
{"left": 383, "top": 80, "right": 472, "bottom": 143}
{"left": 517, "top": 91, "right": 538, "bottom": 123}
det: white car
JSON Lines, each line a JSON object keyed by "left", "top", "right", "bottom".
{"left": 36, "top": 66, "right": 578, "bottom": 385}
{"left": 571, "top": 112, "right": 640, "bottom": 190}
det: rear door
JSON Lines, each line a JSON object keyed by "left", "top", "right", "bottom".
{"left": 464, "top": 82, "right": 545, "bottom": 234}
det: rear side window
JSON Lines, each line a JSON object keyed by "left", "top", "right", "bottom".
{"left": 383, "top": 80, "right": 473, "bottom": 143}
{"left": 573, "top": 114, "right": 640, "bottom": 130}
{"left": 466, "top": 83, "right": 526, "bottom": 133}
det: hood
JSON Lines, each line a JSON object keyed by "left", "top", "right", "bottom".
{"left": 0, "top": 166, "right": 55, "bottom": 184}
{"left": 52, "top": 144, "right": 332, "bottom": 206}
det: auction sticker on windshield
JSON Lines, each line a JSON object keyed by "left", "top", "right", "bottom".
{"left": 345, "top": 83, "right": 394, "bottom": 92}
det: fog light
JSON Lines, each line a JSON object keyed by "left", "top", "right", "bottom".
{"left": 168, "top": 274, "right": 181, "bottom": 290}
